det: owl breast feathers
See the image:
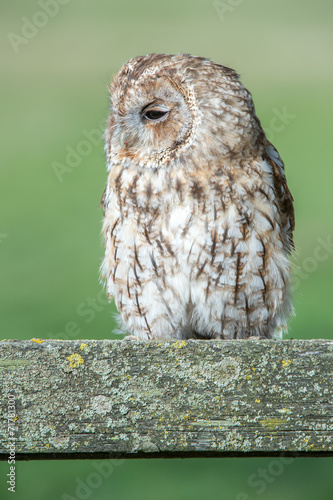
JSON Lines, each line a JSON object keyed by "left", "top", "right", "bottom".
{"left": 100, "top": 53, "right": 295, "bottom": 340}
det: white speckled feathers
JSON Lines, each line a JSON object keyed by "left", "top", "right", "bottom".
{"left": 101, "top": 54, "right": 295, "bottom": 340}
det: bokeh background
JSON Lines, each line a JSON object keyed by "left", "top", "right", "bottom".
{"left": 1, "top": 0, "right": 333, "bottom": 498}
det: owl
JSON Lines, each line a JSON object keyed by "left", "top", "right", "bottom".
{"left": 100, "top": 53, "right": 295, "bottom": 341}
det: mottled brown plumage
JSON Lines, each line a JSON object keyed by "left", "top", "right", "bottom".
{"left": 100, "top": 54, "right": 294, "bottom": 340}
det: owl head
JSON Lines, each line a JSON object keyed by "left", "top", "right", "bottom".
{"left": 105, "top": 54, "right": 262, "bottom": 169}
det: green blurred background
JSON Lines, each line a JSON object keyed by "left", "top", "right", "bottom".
{"left": 1, "top": 0, "right": 333, "bottom": 498}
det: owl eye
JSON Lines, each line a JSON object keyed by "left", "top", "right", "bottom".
{"left": 141, "top": 105, "right": 170, "bottom": 122}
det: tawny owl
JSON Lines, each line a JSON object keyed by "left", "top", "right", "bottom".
{"left": 100, "top": 53, "right": 295, "bottom": 341}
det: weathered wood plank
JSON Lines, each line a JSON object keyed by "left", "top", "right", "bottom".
{"left": 0, "top": 339, "right": 332, "bottom": 460}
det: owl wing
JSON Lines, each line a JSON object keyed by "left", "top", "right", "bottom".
{"left": 263, "top": 142, "right": 295, "bottom": 252}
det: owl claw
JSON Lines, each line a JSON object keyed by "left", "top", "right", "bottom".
{"left": 123, "top": 335, "right": 139, "bottom": 341}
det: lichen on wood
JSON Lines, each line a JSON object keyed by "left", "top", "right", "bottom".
{"left": 0, "top": 339, "right": 332, "bottom": 460}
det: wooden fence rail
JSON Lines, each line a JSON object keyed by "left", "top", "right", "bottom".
{"left": 0, "top": 339, "right": 332, "bottom": 460}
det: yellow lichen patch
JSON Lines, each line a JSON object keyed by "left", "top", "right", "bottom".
{"left": 67, "top": 353, "right": 84, "bottom": 368}
{"left": 259, "top": 418, "right": 287, "bottom": 430}
{"left": 278, "top": 407, "right": 292, "bottom": 414}
{"left": 31, "top": 338, "right": 45, "bottom": 344}
{"left": 80, "top": 343, "right": 88, "bottom": 351}
{"left": 255, "top": 398, "right": 261, "bottom": 403}
{"left": 172, "top": 340, "right": 187, "bottom": 349}
{"left": 282, "top": 359, "right": 292, "bottom": 368}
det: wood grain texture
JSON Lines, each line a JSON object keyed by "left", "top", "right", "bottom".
{"left": 0, "top": 339, "right": 332, "bottom": 460}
